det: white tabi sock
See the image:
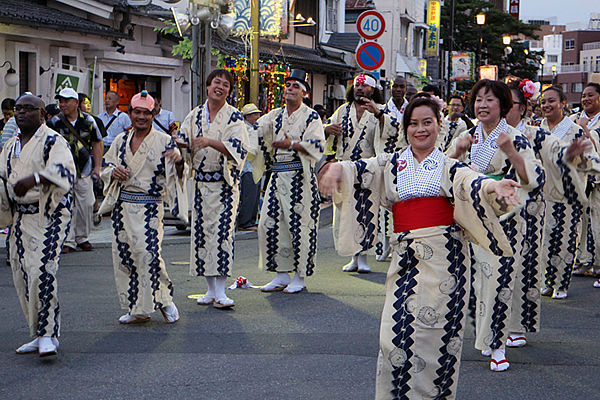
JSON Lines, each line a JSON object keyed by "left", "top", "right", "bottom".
{"left": 357, "top": 253, "right": 370, "bottom": 273}
{"left": 215, "top": 276, "right": 229, "bottom": 301}
{"left": 342, "top": 255, "right": 359, "bottom": 272}
{"left": 490, "top": 348, "right": 509, "bottom": 371}
{"left": 205, "top": 276, "right": 217, "bottom": 298}
{"left": 284, "top": 272, "right": 306, "bottom": 293}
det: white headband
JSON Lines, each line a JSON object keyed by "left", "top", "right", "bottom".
{"left": 354, "top": 74, "right": 383, "bottom": 90}
{"left": 288, "top": 79, "right": 307, "bottom": 93}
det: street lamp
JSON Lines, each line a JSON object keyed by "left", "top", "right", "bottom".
{"left": 503, "top": 36, "right": 512, "bottom": 79}
{"left": 1, "top": 61, "right": 19, "bottom": 87}
{"left": 539, "top": 57, "right": 546, "bottom": 82}
{"left": 476, "top": 14, "right": 485, "bottom": 78}
{"left": 551, "top": 65, "right": 557, "bottom": 85}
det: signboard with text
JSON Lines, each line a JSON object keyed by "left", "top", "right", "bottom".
{"left": 426, "top": 1, "right": 440, "bottom": 56}
{"left": 509, "top": 0, "right": 519, "bottom": 18}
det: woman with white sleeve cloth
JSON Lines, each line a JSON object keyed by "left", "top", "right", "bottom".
{"left": 447, "top": 79, "right": 545, "bottom": 371}
{"left": 504, "top": 82, "right": 598, "bottom": 347}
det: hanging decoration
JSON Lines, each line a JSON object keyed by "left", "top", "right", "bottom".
{"left": 259, "top": 61, "right": 289, "bottom": 112}
{"left": 220, "top": 56, "right": 249, "bottom": 109}
{"left": 232, "top": 0, "right": 287, "bottom": 38}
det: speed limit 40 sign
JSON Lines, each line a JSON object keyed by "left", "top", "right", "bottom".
{"left": 356, "top": 10, "right": 385, "bottom": 40}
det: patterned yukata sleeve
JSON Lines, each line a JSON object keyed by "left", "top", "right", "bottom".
{"left": 332, "top": 156, "right": 385, "bottom": 257}
{"left": 505, "top": 128, "right": 545, "bottom": 203}
{"left": 163, "top": 136, "right": 189, "bottom": 224}
{"left": 38, "top": 129, "right": 76, "bottom": 225}
{"left": 444, "top": 130, "right": 471, "bottom": 162}
{"left": 98, "top": 132, "right": 125, "bottom": 215}
{"left": 533, "top": 127, "right": 592, "bottom": 206}
{"left": 375, "top": 110, "right": 402, "bottom": 155}
{"left": 0, "top": 137, "right": 14, "bottom": 227}
{"left": 251, "top": 111, "right": 274, "bottom": 183}
{"left": 450, "top": 161, "right": 513, "bottom": 257}
{"left": 178, "top": 107, "right": 198, "bottom": 179}
{"left": 221, "top": 109, "right": 248, "bottom": 169}
{"left": 297, "top": 109, "right": 325, "bottom": 163}
{"left": 323, "top": 104, "right": 345, "bottom": 157}
{"left": 39, "top": 132, "right": 75, "bottom": 191}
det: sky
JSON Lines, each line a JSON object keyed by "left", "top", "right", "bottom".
{"left": 520, "top": 0, "right": 598, "bottom": 25}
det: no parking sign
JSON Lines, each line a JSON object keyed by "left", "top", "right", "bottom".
{"left": 356, "top": 42, "right": 385, "bottom": 71}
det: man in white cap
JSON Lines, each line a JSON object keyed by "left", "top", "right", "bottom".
{"left": 238, "top": 103, "right": 262, "bottom": 231}
{"left": 0, "top": 94, "right": 75, "bottom": 357}
{"left": 250, "top": 69, "right": 325, "bottom": 293}
{"left": 324, "top": 73, "right": 401, "bottom": 273}
{"left": 47, "top": 87, "right": 103, "bottom": 253}
{"left": 99, "top": 90, "right": 187, "bottom": 324}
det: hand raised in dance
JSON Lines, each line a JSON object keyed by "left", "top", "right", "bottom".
{"left": 565, "top": 137, "right": 594, "bottom": 163}
{"left": 486, "top": 179, "right": 522, "bottom": 207}
{"left": 317, "top": 162, "right": 343, "bottom": 197}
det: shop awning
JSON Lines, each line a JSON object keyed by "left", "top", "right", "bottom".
{"left": 396, "top": 54, "right": 422, "bottom": 76}
{"left": 213, "top": 36, "right": 355, "bottom": 75}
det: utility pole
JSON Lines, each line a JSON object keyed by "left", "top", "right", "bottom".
{"left": 447, "top": 0, "right": 454, "bottom": 100}
{"left": 192, "top": 24, "right": 200, "bottom": 108}
{"left": 249, "top": 0, "right": 259, "bottom": 105}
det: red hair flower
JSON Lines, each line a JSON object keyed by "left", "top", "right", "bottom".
{"left": 519, "top": 79, "right": 536, "bottom": 98}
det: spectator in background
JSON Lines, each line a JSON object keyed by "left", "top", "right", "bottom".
{"left": 98, "top": 90, "right": 131, "bottom": 149}
{"left": 79, "top": 93, "right": 106, "bottom": 226}
{"left": 238, "top": 103, "right": 261, "bottom": 232}
{"left": 422, "top": 84, "right": 442, "bottom": 98}
{"left": 45, "top": 103, "right": 60, "bottom": 121}
{"left": 313, "top": 104, "right": 327, "bottom": 123}
{"left": 149, "top": 92, "right": 178, "bottom": 136}
{"left": 47, "top": 88, "right": 103, "bottom": 253}
{"left": 0, "top": 98, "right": 15, "bottom": 132}
{"left": 405, "top": 84, "right": 418, "bottom": 101}
{"left": 79, "top": 93, "right": 107, "bottom": 138}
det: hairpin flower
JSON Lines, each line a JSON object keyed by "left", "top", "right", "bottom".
{"left": 519, "top": 79, "right": 536, "bottom": 98}
{"left": 431, "top": 95, "right": 446, "bottom": 111}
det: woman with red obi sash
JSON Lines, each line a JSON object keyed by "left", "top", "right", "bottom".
{"left": 319, "top": 93, "right": 521, "bottom": 400}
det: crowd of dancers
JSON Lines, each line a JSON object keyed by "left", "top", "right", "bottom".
{"left": 2, "top": 67, "right": 600, "bottom": 400}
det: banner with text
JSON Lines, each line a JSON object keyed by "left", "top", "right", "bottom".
{"left": 451, "top": 52, "right": 475, "bottom": 81}
{"left": 509, "top": 0, "right": 519, "bottom": 18}
{"left": 426, "top": 0, "right": 440, "bottom": 56}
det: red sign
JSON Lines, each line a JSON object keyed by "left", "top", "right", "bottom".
{"left": 356, "top": 11, "right": 386, "bottom": 40}
{"left": 356, "top": 42, "right": 385, "bottom": 71}
{"left": 509, "top": 0, "right": 519, "bottom": 18}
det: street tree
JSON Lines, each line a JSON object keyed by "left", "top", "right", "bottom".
{"left": 440, "top": 0, "right": 544, "bottom": 83}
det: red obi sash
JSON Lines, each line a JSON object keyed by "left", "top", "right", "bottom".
{"left": 392, "top": 197, "right": 455, "bottom": 233}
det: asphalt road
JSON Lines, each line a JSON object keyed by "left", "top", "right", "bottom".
{"left": 1, "top": 221, "right": 599, "bottom": 399}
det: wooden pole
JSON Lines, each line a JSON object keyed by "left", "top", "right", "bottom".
{"left": 249, "top": 0, "right": 259, "bottom": 105}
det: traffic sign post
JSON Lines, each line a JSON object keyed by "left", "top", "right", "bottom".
{"left": 356, "top": 10, "right": 386, "bottom": 40}
{"left": 356, "top": 42, "right": 385, "bottom": 71}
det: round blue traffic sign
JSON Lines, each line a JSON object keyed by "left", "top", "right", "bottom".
{"left": 356, "top": 42, "right": 385, "bottom": 71}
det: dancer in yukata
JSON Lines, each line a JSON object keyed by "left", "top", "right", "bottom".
{"left": 0, "top": 95, "right": 75, "bottom": 356}
{"left": 100, "top": 91, "right": 187, "bottom": 324}
{"left": 319, "top": 93, "right": 520, "bottom": 399}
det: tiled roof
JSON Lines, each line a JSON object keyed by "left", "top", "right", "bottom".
{"left": 325, "top": 32, "right": 361, "bottom": 52}
{"left": 345, "top": 0, "right": 375, "bottom": 10}
{"left": 0, "top": 0, "right": 128, "bottom": 38}
{"left": 213, "top": 37, "right": 355, "bottom": 74}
